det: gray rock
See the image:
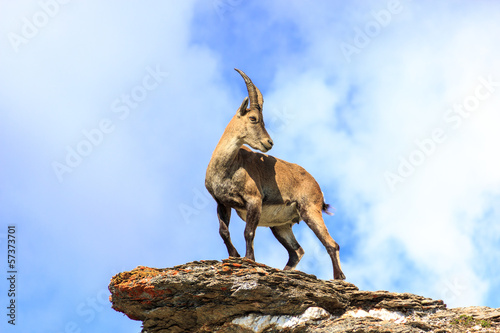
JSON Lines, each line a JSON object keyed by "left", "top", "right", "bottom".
{"left": 108, "top": 258, "right": 499, "bottom": 332}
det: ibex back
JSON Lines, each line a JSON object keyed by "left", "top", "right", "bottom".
{"left": 205, "top": 68, "right": 345, "bottom": 280}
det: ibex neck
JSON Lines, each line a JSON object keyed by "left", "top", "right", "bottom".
{"left": 207, "top": 120, "right": 243, "bottom": 174}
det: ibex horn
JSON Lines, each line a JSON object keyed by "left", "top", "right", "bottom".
{"left": 234, "top": 68, "right": 263, "bottom": 111}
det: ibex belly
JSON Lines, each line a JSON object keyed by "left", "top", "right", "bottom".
{"left": 235, "top": 203, "right": 301, "bottom": 227}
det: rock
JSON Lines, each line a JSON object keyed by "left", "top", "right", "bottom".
{"left": 109, "top": 258, "right": 500, "bottom": 333}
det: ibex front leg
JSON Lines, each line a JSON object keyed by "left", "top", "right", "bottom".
{"left": 217, "top": 203, "right": 240, "bottom": 257}
{"left": 243, "top": 200, "right": 261, "bottom": 261}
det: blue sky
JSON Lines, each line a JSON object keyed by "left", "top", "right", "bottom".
{"left": 1, "top": 1, "right": 500, "bottom": 331}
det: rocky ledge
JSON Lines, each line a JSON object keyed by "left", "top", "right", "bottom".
{"left": 109, "top": 258, "right": 500, "bottom": 332}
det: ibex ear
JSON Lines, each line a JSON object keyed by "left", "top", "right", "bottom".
{"left": 237, "top": 97, "right": 249, "bottom": 116}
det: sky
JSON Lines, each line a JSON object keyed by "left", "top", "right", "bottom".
{"left": 1, "top": 0, "right": 500, "bottom": 332}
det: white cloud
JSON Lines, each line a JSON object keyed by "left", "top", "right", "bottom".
{"left": 257, "top": 1, "right": 500, "bottom": 307}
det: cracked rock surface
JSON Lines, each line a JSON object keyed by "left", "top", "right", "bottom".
{"left": 109, "top": 258, "right": 500, "bottom": 332}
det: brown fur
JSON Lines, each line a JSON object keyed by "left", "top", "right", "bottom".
{"left": 205, "top": 69, "right": 345, "bottom": 280}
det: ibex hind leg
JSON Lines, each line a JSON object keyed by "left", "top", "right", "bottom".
{"left": 300, "top": 206, "right": 346, "bottom": 280}
{"left": 271, "top": 224, "right": 304, "bottom": 270}
{"left": 217, "top": 203, "right": 240, "bottom": 257}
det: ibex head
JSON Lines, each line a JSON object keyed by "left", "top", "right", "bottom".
{"left": 234, "top": 68, "right": 274, "bottom": 153}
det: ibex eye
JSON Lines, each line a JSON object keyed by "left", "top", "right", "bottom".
{"left": 249, "top": 116, "right": 257, "bottom": 122}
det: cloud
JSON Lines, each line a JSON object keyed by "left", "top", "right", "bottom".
{"left": 252, "top": 1, "right": 500, "bottom": 307}
{"left": 0, "top": 1, "right": 226, "bottom": 331}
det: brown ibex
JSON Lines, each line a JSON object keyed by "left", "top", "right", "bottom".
{"left": 205, "top": 69, "right": 346, "bottom": 280}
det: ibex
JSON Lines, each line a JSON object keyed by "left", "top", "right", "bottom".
{"left": 205, "top": 69, "right": 346, "bottom": 280}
